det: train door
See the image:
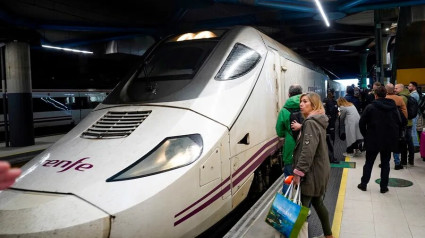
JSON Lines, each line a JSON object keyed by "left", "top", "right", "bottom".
{"left": 269, "top": 48, "right": 289, "bottom": 113}
{"left": 221, "top": 133, "right": 231, "bottom": 200}
{"left": 279, "top": 56, "right": 287, "bottom": 106}
{"left": 270, "top": 49, "right": 287, "bottom": 114}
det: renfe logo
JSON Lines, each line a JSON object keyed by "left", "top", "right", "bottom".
{"left": 42, "top": 157, "right": 94, "bottom": 173}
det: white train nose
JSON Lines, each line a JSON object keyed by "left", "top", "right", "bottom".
{"left": 0, "top": 189, "right": 111, "bottom": 237}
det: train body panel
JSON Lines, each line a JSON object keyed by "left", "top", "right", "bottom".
{"left": 0, "top": 26, "right": 328, "bottom": 237}
{"left": 0, "top": 190, "right": 110, "bottom": 237}
{"left": 13, "top": 106, "right": 229, "bottom": 214}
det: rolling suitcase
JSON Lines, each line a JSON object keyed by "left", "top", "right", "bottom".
{"left": 420, "top": 130, "right": 425, "bottom": 159}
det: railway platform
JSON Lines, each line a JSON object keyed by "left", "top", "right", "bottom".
{"left": 2, "top": 132, "right": 425, "bottom": 238}
{"left": 0, "top": 135, "right": 63, "bottom": 166}
{"left": 225, "top": 144, "right": 425, "bottom": 238}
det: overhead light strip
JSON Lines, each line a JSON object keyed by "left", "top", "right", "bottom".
{"left": 313, "top": 0, "right": 330, "bottom": 27}
{"left": 42, "top": 45, "right": 93, "bottom": 54}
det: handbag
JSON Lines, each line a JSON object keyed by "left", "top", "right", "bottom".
{"left": 338, "top": 116, "right": 346, "bottom": 141}
{"left": 265, "top": 182, "right": 310, "bottom": 238}
{"left": 396, "top": 108, "right": 407, "bottom": 141}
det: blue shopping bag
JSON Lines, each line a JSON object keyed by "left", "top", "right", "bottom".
{"left": 265, "top": 182, "right": 309, "bottom": 238}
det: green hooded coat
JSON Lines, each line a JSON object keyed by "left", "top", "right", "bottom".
{"left": 275, "top": 94, "right": 301, "bottom": 165}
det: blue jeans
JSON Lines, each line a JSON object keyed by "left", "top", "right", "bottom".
{"left": 283, "top": 164, "right": 293, "bottom": 177}
{"left": 282, "top": 164, "right": 293, "bottom": 194}
{"left": 393, "top": 153, "right": 400, "bottom": 165}
{"left": 412, "top": 115, "right": 419, "bottom": 147}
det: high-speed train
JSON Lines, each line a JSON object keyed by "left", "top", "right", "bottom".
{"left": 0, "top": 26, "right": 328, "bottom": 237}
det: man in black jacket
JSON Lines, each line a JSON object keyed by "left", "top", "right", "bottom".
{"left": 323, "top": 89, "right": 339, "bottom": 163}
{"left": 357, "top": 86, "right": 401, "bottom": 193}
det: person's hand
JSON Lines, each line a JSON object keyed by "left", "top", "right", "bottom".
{"left": 293, "top": 174, "right": 301, "bottom": 185}
{"left": 0, "top": 161, "right": 21, "bottom": 190}
{"left": 291, "top": 121, "right": 302, "bottom": 131}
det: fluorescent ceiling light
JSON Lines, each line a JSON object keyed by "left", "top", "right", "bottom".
{"left": 314, "top": 0, "right": 330, "bottom": 27}
{"left": 42, "top": 45, "right": 93, "bottom": 54}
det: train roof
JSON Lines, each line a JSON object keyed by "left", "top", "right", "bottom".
{"left": 254, "top": 27, "right": 328, "bottom": 77}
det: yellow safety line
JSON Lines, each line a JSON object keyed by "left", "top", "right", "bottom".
{"left": 331, "top": 156, "right": 350, "bottom": 238}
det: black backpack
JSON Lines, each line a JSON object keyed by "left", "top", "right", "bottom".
{"left": 402, "top": 95, "right": 419, "bottom": 119}
{"left": 418, "top": 96, "right": 425, "bottom": 116}
{"left": 285, "top": 107, "right": 304, "bottom": 140}
{"left": 323, "top": 98, "right": 338, "bottom": 120}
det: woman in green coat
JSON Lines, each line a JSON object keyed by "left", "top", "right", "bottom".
{"left": 275, "top": 93, "right": 302, "bottom": 176}
{"left": 292, "top": 92, "right": 334, "bottom": 238}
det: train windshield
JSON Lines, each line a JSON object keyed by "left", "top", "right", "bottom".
{"left": 104, "top": 31, "right": 223, "bottom": 104}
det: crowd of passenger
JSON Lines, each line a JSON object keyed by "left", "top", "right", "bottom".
{"left": 275, "top": 81, "right": 423, "bottom": 238}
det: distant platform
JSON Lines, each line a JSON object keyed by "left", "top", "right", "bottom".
{"left": 0, "top": 134, "right": 63, "bottom": 166}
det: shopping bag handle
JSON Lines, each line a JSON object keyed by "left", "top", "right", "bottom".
{"left": 293, "top": 184, "right": 302, "bottom": 205}
{"left": 284, "top": 181, "right": 293, "bottom": 198}
{"left": 284, "top": 181, "right": 303, "bottom": 205}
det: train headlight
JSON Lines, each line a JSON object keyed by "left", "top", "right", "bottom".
{"left": 107, "top": 134, "right": 203, "bottom": 182}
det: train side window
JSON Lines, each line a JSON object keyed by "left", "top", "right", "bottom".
{"left": 88, "top": 96, "right": 102, "bottom": 108}
{"left": 75, "top": 97, "right": 89, "bottom": 109}
{"left": 215, "top": 43, "right": 261, "bottom": 81}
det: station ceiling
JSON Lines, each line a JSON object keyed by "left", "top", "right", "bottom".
{"left": 1, "top": 0, "right": 425, "bottom": 87}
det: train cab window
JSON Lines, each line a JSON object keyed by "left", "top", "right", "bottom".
{"left": 108, "top": 39, "right": 218, "bottom": 103}
{"left": 215, "top": 43, "right": 261, "bottom": 81}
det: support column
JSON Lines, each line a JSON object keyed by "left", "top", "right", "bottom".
{"left": 5, "top": 41, "right": 34, "bottom": 146}
{"left": 374, "top": 10, "right": 383, "bottom": 84}
{"left": 359, "top": 51, "right": 368, "bottom": 89}
{"left": 382, "top": 35, "right": 391, "bottom": 85}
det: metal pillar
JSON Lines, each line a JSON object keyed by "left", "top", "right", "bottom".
{"left": 0, "top": 46, "right": 10, "bottom": 147}
{"left": 5, "top": 41, "right": 34, "bottom": 146}
{"left": 359, "top": 51, "right": 369, "bottom": 89}
{"left": 374, "top": 10, "right": 383, "bottom": 84}
{"left": 382, "top": 35, "right": 392, "bottom": 85}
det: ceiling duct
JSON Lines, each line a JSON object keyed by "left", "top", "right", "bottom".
{"left": 105, "top": 36, "right": 155, "bottom": 56}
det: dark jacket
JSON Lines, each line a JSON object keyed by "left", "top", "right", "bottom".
{"left": 323, "top": 97, "right": 338, "bottom": 128}
{"left": 293, "top": 114, "right": 330, "bottom": 197}
{"left": 359, "top": 98, "right": 401, "bottom": 152}
{"left": 344, "top": 94, "right": 361, "bottom": 111}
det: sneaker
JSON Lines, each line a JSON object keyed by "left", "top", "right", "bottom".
{"left": 408, "top": 161, "right": 414, "bottom": 166}
{"left": 357, "top": 184, "right": 367, "bottom": 191}
{"left": 380, "top": 187, "right": 389, "bottom": 193}
{"left": 353, "top": 150, "right": 362, "bottom": 157}
{"left": 394, "top": 164, "right": 404, "bottom": 170}
{"left": 342, "top": 152, "right": 353, "bottom": 157}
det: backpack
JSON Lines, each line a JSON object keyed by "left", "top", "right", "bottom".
{"left": 323, "top": 98, "right": 338, "bottom": 121}
{"left": 418, "top": 96, "right": 425, "bottom": 116}
{"left": 402, "top": 94, "right": 419, "bottom": 119}
{"left": 285, "top": 107, "right": 304, "bottom": 140}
